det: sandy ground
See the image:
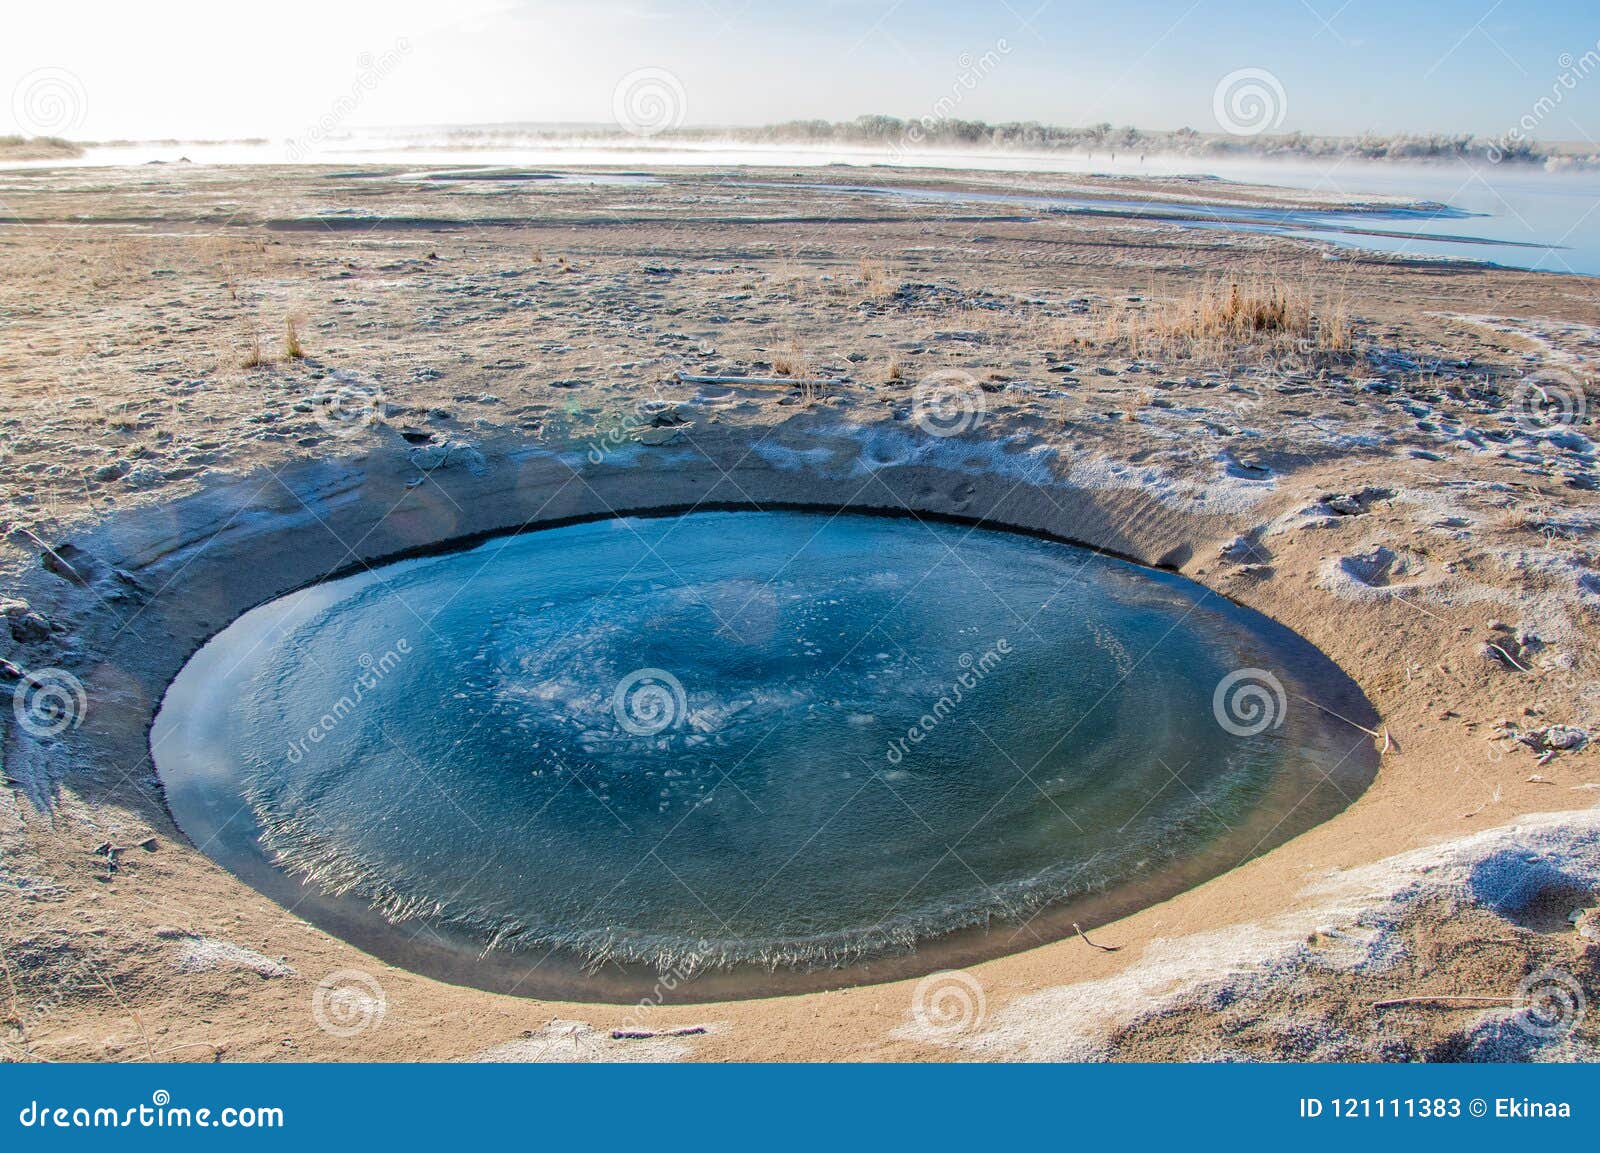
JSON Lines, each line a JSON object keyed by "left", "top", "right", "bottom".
{"left": 1, "top": 162, "right": 1598, "bottom": 1062}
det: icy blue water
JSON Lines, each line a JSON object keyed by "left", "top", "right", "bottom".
{"left": 155, "top": 511, "right": 1376, "bottom": 993}
{"left": 744, "top": 164, "right": 1600, "bottom": 276}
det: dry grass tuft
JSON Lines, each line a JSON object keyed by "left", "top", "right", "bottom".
{"left": 1100, "top": 277, "right": 1353, "bottom": 361}
{"left": 1120, "top": 389, "right": 1153, "bottom": 422}
{"left": 772, "top": 338, "right": 808, "bottom": 378}
{"left": 858, "top": 256, "right": 894, "bottom": 299}
{"left": 87, "top": 238, "right": 151, "bottom": 290}
{"left": 1045, "top": 316, "right": 1079, "bottom": 352}
{"left": 884, "top": 355, "right": 904, "bottom": 382}
{"left": 1498, "top": 510, "right": 1535, "bottom": 533}
{"left": 1316, "top": 297, "right": 1353, "bottom": 353}
{"left": 240, "top": 336, "right": 266, "bottom": 369}
{"left": 283, "top": 316, "right": 305, "bottom": 360}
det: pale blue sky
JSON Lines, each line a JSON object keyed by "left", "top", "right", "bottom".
{"left": 5, "top": 0, "right": 1597, "bottom": 141}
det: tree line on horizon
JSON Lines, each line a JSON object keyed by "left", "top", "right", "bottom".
{"left": 8, "top": 114, "right": 1593, "bottom": 168}
{"left": 662, "top": 114, "right": 1574, "bottom": 166}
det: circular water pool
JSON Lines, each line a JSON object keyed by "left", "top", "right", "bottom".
{"left": 153, "top": 509, "right": 1377, "bottom": 1000}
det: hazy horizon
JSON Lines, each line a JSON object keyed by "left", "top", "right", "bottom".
{"left": 37, "top": 117, "right": 1600, "bottom": 153}
{"left": 6, "top": 1, "right": 1598, "bottom": 146}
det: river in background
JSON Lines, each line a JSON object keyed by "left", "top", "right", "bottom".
{"left": 9, "top": 135, "right": 1598, "bottom": 275}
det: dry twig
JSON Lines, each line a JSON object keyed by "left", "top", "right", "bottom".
{"left": 1073, "top": 922, "right": 1122, "bottom": 952}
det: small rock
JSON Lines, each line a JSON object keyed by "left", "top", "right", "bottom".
{"left": 8, "top": 611, "right": 50, "bottom": 644}
{"left": 0, "top": 598, "right": 50, "bottom": 644}
{"left": 1542, "top": 725, "right": 1588, "bottom": 751}
{"left": 1574, "top": 908, "right": 1599, "bottom": 942}
{"left": 1218, "top": 536, "right": 1257, "bottom": 564}
{"left": 122, "top": 464, "right": 164, "bottom": 490}
{"left": 1220, "top": 453, "right": 1271, "bottom": 478}
{"left": 410, "top": 441, "right": 488, "bottom": 475}
{"left": 635, "top": 426, "right": 684, "bottom": 447}
{"left": 646, "top": 404, "right": 692, "bottom": 428}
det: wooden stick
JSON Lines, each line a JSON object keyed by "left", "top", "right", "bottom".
{"left": 1073, "top": 922, "right": 1122, "bottom": 952}
{"left": 1292, "top": 694, "right": 1385, "bottom": 740}
{"left": 1372, "top": 995, "right": 1513, "bottom": 1010}
{"left": 1485, "top": 643, "right": 1531, "bottom": 673}
{"left": 0, "top": 1034, "right": 52, "bottom": 1062}
{"left": 11, "top": 525, "right": 89, "bottom": 584}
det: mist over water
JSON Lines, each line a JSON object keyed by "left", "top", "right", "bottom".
{"left": 17, "top": 128, "right": 1596, "bottom": 274}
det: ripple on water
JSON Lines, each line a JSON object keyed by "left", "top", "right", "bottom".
{"left": 154, "top": 511, "right": 1377, "bottom": 990}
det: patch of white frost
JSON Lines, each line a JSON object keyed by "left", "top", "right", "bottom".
{"left": 927, "top": 808, "right": 1600, "bottom": 1061}
{"left": 1065, "top": 452, "right": 1276, "bottom": 515}
{"left": 172, "top": 937, "right": 296, "bottom": 979}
